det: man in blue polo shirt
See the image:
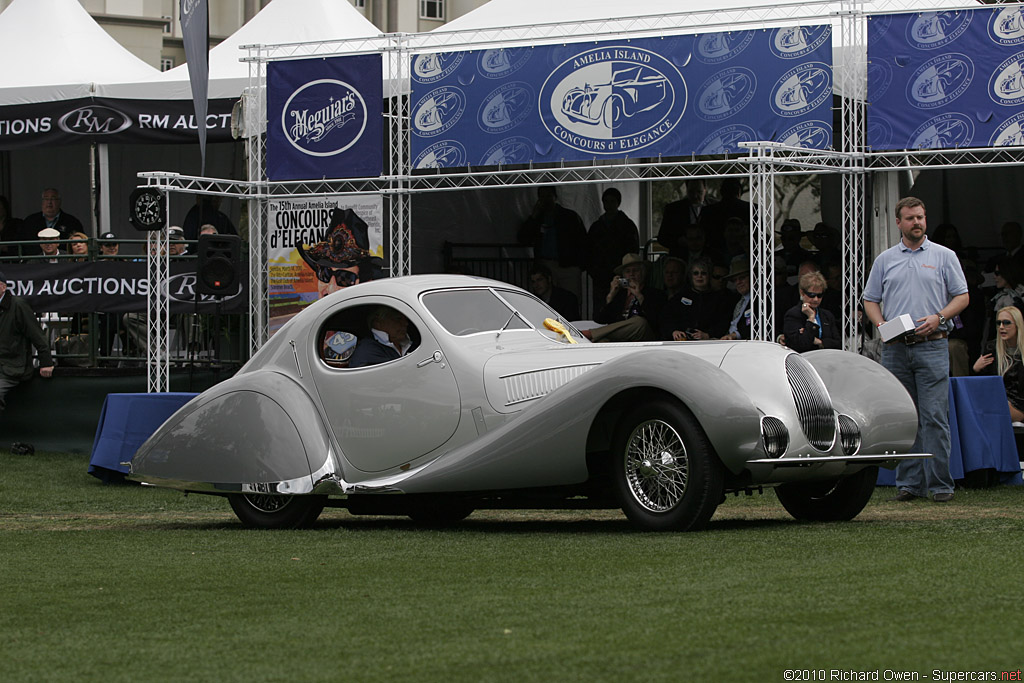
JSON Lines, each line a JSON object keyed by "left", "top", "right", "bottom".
{"left": 863, "top": 196, "right": 969, "bottom": 503}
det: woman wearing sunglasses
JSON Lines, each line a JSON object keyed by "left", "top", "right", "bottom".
{"left": 973, "top": 306, "right": 1024, "bottom": 422}
{"left": 782, "top": 270, "right": 841, "bottom": 353}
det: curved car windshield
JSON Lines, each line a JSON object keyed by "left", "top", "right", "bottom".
{"left": 494, "top": 290, "right": 584, "bottom": 342}
{"left": 422, "top": 289, "right": 531, "bottom": 336}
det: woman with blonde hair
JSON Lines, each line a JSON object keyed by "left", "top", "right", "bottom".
{"left": 973, "top": 305, "right": 1024, "bottom": 421}
{"left": 68, "top": 231, "right": 89, "bottom": 261}
{"left": 783, "top": 269, "right": 841, "bottom": 352}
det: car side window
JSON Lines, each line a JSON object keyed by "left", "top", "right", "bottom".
{"left": 422, "top": 289, "right": 530, "bottom": 336}
{"left": 317, "top": 304, "right": 420, "bottom": 370}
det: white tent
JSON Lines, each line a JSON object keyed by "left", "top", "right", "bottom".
{"left": 100, "top": 0, "right": 382, "bottom": 102}
{"left": 0, "top": 0, "right": 160, "bottom": 106}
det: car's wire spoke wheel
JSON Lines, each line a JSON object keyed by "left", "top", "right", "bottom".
{"left": 228, "top": 493, "right": 326, "bottom": 529}
{"left": 624, "top": 419, "right": 689, "bottom": 513}
{"left": 612, "top": 401, "right": 723, "bottom": 532}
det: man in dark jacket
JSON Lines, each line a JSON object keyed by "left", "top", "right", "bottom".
{"left": 586, "top": 187, "right": 639, "bottom": 313}
{"left": 0, "top": 270, "right": 54, "bottom": 412}
{"left": 19, "top": 188, "right": 84, "bottom": 256}
{"left": 518, "top": 186, "right": 586, "bottom": 300}
{"left": 348, "top": 306, "right": 414, "bottom": 368}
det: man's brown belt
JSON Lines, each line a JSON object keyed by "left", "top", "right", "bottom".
{"left": 887, "top": 331, "right": 949, "bottom": 345}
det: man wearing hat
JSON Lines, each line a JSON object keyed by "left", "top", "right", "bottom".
{"left": 37, "top": 227, "right": 62, "bottom": 263}
{"left": 582, "top": 253, "right": 666, "bottom": 342}
{"left": 777, "top": 219, "right": 812, "bottom": 280}
{"left": 0, "top": 270, "right": 54, "bottom": 414}
{"left": 721, "top": 260, "right": 752, "bottom": 340}
{"left": 168, "top": 226, "right": 187, "bottom": 256}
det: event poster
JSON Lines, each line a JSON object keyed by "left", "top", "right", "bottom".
{"left": 409, "top": 26, "right": 834, "bottom": 168}
{"left": 868, "top": 7, "right": 1024, "bottom": 150}
{"left": 267, "top": 194, "right": 384, "bottom": 335}
{"left": 266, "top": 54, "right": 383, "bottom": 181}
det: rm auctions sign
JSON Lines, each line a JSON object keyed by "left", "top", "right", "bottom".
{"left": 266, "top": 54, "right": 383, "bottom": 181}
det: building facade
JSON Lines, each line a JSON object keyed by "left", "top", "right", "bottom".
{"left": 0, "top": 1, "right": 489, "bottom": 70}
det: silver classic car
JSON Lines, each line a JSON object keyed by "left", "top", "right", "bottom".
{"left": 130, "top": 275, "right": 921, "bottom": 531}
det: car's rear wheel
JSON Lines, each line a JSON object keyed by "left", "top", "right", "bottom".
{"left": 775, "top": 466, "right": 879, "bottom": 522}
{"left": 612, "top": 401, "right": 724, "bottom": 531}
{"left": 228, "top": 493, "right": 326, "bottom": 529}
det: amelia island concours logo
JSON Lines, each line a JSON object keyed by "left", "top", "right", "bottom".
{"left": 696, "top": 67, "right": 757, "bottom": 122}
{"left": 989, "top": 51, "right": 1024, "bottom": 107}
{"left": 771, "top": 62, "right": 831, "bottom": 117}
{"left": 695, "top": 31, "right": 754, "bottom": 65}
{"left": 990, "top": 7, "right": 1024, "bottom": 47}
{"left": 990, "top": 111, "right": 1024, "bottom": 146}
{"left": 778, "top": 120, "right": 831, "bottom": 149}
{"left": 770, "top": 25, "right": 831, "bottom": 59}
{"left": 413, "top": 140, "right": 468, "bottom": 169}
{"left": 907, "top": 53, "right": 974, "bottom": 109}
{"left": 696, "top": 124, "right": 755, "bottom": 156}
{"left": 539, "top": 46, "right": 686, "bottom": 155}
{"left": 906, "top": 11, "right": 972, "bottom": 50}
{"left": 413, "top": 52, "right": 465, "bottom": 84}
{"left": 281, "top": 79, "right": 368, "bottom": 157}
{"left": 480, "top": 136, "right": 534, "bottom": 165}
{"left": 478, "top": 48, "right": 532, "bottom": 79}
{"left": 412, "top": 86, "right": 467, "bottom": 138}
{"left": 910, "top": 112, "right": 975, "bottom": 150}
{"left": 478, "top": 82, "right": 534, "bottom": 133}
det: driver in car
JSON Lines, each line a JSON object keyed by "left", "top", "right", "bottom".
{"left": 349, "top": 306, "right": 414, "bottom": 368}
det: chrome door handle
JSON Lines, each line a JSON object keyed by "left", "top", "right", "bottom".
{"left": 417, "top": 350, "right": 444, "bottom": 368}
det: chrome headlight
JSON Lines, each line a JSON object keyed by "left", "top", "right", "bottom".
{"left": 785, "top": 354, "right": 836, "bottom": 451}
{"left": 837, "top": 414, "right": 861, "bottom": 455}
{"left": 760, "top": 416, "right": 789, "bottom": 458}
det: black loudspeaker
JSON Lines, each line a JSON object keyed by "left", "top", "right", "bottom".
{"left": 196, "top": 234, "right": 241, "bottom": 296}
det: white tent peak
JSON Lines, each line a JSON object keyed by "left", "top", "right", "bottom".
{"left": 0, "top": 0, "right": 161, "bottom": 104}
{"left": 102, "top": 0, "right": 381, "bottom": 100}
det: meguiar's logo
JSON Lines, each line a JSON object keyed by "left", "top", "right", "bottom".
{"left": 281, "top": 79, "right": 368, "bottom": 157}
{"left": 539, "top": 46, "right": 686, "bottom": 156}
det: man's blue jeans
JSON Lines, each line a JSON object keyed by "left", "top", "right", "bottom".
{"left": 881, "top": 338, "right": 955, "bottom": 496}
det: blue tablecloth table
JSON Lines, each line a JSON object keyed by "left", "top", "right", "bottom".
{"left": 88, "top": 392, "right": 197, "bottom": 482}
{"left": 877, "top": 376, "right": 1023, "bottom": 486}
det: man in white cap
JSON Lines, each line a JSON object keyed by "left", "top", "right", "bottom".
{"left": 37, "top": 227, "right": 62, "bottom": 263}
{"left": 0, "top": 269, "right": 54, "bottom": 415}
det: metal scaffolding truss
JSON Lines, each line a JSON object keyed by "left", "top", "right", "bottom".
{"left": 134, "top": 0, "right": 1021, "bottom": 369}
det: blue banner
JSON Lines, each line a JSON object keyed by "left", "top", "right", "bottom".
{"left": 267, "top": 54, "right": 383, "bottom": 181}
{"left": 409, "top": 27, "right": 833, "bottom": 169}
{"left": 868, "top": 7, "right": 1024, "bottom": 151}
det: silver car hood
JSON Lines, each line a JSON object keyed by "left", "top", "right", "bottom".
{"left": 483, "top": 341, "right": 735, "bottom": 413}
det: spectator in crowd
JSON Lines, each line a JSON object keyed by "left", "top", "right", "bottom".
{"left": 721, "top": 216, "right": 749, "bottom": 266}
{"left": 0, "top": 269, "right": 54, "bottom": 413}
{"left": 199, "top": 224, "right": 218, "bottom": 237}
{"left": 783, "top": 270, "right": 841, "bottom": 353}
{"left": 37, "top": 228, "right": 62, "bottom": 263}
{"left": 348, "top": 306, "right": 414, "bottom": 368}
{"left": 97, "top": 232, "right": 119, "bottom": 257}
{"left": 988, "top": 256, "right": 1024, "bottom": 315}
{"left": 699, "top": 178, "right": 750, "bottom": 251}
{"left": 582, "top": 254, "right": 666, "bottom": 342}
{"left": 986, "top": 221, "right": 1024, "bottom": 272}
{"left": 657, "top": 179, "right": 706, "bottom": 259}
{"left": 518, "top": 186, "right": 587, "bottom": 299}
{"left": 68, "top": 231, "right": 89, "bottom": 261}
{"left": 721, "top": 260, "right": 752, "bottom": 340}
{"left": 972, "top": 306, "right": 1024, "bottom": 422}
{"left": 529, "top": 263, "right": 580, "bottom": 321}
{"left": 659, "top": 257, "right": 735, "bottom": 341}
{"left": 20, "top": 189, "right": 84, "bottom": 256}
{"left": 863, "top": 196, "right": 968, "bottom": 503}
{"left": 777, "top": 219, "right": 811, "bottom": 280}
{"left": 298, "top": 208, "right": 384, "bottom": 300}
{"left": 183, "top": 197, "right": 236, "bottom": 242}
{"left": 0, "top": 195, "right": 23, "bottom": 258}
{"left": 709, "top": 261, "right": 730, "bottom": 292}
{"left": 660, "top": 257, "right": 688, "bottom": 301}
{"left": 585, "top": 187, "right": 639, "bottom": 312}
{"left": 168, "top": 226, "right": 187, "bottom": 256}
{"left": 808, "top": 221, "right": 841, "bottom": 271}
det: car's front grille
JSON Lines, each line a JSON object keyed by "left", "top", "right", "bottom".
{"left": 501, "top": 365, "right": 597, "bottom": 405}
{"left": 785, "top": 353, "right": 835, "bottom": 451}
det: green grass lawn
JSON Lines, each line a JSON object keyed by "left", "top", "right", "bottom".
{"left": 2, "top": 450, "right": 1023, "bottom": 682}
